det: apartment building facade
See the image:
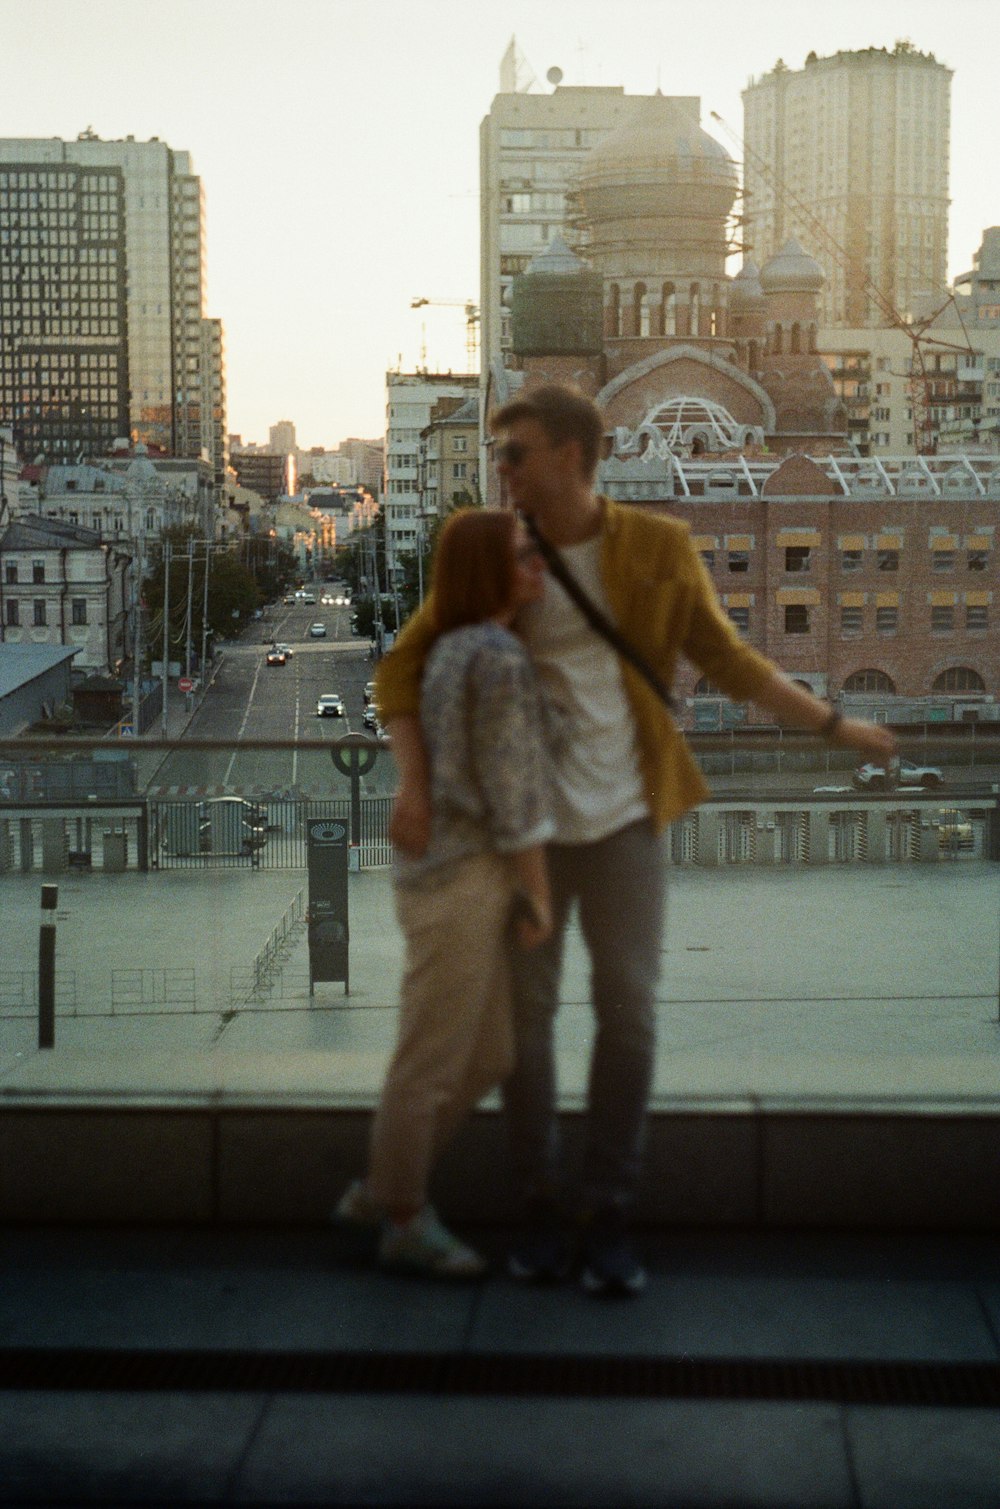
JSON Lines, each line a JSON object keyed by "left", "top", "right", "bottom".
{"left": 742, "top": 45, "right": 951, "bottom": 327}
{"left": 0, "top": 514, "right": 131, "bottom": 673}
{"left": 383, "top": 372, "right": 477, "bottom": 573}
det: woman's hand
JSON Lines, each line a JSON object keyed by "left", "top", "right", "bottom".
{"left": 389, "top": 783, "right": 432, "bottom": 857}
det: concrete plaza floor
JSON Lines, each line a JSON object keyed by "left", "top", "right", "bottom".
{"left": 1, "top": 859, "right": 998, "bottom": 1106}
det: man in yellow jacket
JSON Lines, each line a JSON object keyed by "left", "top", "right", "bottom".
{"left": 377, "top": 384, "right": 896, "bottom": 1296}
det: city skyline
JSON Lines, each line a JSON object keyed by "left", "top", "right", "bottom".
{"left": 3, "top": 0, "right": 997, "bottom": 445}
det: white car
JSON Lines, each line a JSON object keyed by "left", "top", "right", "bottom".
{"left": 852, "top": 759, "right": 944, "bottom": 791}
{"left": 316, "top": 693, "right": 344, "bottom": 717}
{"left": 309, "top": 622, "right": 327, "bottom": 638}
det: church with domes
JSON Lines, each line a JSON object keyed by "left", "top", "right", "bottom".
{"left": 486, "top": 97, "right": 847, "bottom": 498}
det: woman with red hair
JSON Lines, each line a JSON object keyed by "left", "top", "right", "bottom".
{"left": 335, "top": 509, "right": 554, "bottom": 1277}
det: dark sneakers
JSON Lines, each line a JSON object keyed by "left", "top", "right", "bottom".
{"left": 507, "top": 1199, "right": 574, "bottom": 1283}
{"left": 579, "top": 1206, "right": 646, "bottom": 1297}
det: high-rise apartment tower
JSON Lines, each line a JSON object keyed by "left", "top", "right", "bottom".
{"left": 742, "top": 44, "right": 952, "bottom": 327}
{"left": 0, "top": 132, "right": 227, "bottom": 485}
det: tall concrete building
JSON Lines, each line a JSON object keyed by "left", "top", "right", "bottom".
{"left": 479, "top": 73, "right": 703, "bottom": 376}
{"left": 0, "top": 132, "right": 226, "bottom": 487}
{"left": 269, "top": 420, "right": 296, "bottom": 454}
{"left": 742, "top": 44, "right": 952, "bottom": 328}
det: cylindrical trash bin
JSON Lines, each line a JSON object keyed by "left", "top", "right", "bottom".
{"left": 103, "top": 829, "right": 128, "bottom": 873}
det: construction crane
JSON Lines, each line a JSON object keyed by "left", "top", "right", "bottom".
{"left": 709, "top": 111, "right": 978, "bottom": 456}
{"left": 411, "top": 297, "right": 480, "bottom": 373}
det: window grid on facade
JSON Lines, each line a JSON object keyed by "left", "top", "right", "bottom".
{"left": 784, "top": 605, "right": 810, "bottom": 634}
{"left": 931, "top": 605, "right": 955, "bottom": 632}
{"left": 840, "top": 606, "right": 863, "bottom": 634}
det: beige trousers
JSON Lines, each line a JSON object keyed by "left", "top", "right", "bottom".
{"left": 367, "top": 851, "right": 517, "bottom": 1211}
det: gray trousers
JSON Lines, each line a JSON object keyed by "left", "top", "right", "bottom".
{"left": 504, "top": 818, "right": 666, "bottom": 1212}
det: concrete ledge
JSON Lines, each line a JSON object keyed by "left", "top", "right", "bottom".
{"left": 3, "top": 1101, "right": 1000, "bottom": 1230}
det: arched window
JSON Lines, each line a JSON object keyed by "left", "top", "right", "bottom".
{"left": 790, "top": 322, "right": 802, "bottom": 354}
{"left": 634, "top": 282, "right": 649, "bottom": 338}
{"left": 690, "top": 283, "right": 701, "bottom": 337}
{"left": 772, "top": 323, "right": 783, "bottom": 355}
{"left": 694, "top": 676, "right": 724, "bottom": 695}
{"left": 933, "top": 667, "right": 985, "bottom": 693}
{"left": 607, "top": 283, "right": 621, "bottom": 338}
{"left": 748, "top": 340, "right": 760, "bottom": 371}
{"left": 808, "top": 323, "right": 818, "bottom": 354}
{"left": 842, "top": 669, "right": 897, "bottom": 694}
{"left": 661, "top": 282, "right": 676, "bottom": 336}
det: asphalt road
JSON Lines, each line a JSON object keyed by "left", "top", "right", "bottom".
{"left": 151, "top": 596, "right": 397, "bottom": 797}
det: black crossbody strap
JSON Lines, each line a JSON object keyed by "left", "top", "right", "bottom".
{"left": 523, "top": 515, "right": 676, "bottom": 713}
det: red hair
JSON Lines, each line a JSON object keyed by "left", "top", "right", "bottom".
{"left": 430, "top": 509, "right": 518, "bottom": 635}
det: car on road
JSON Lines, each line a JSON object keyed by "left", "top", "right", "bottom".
{"left": 273, "top": 641, "right": 293, "bottom": 658}
{"left": 265, "top": 648, "right": 287, "bottom": 666}
{"left": 852, "top": 759, "right": 945, "bottom": 791}
{"left": 309, "top": 622, "right": 327, "bottom": 638}
{"left": 363, "top": 681, "right": 377, "bottom": 705}
{"left": 283, "top": 594, "right": 296, "bottom": 605}
{"left": 316, "top": 693, "right": 345, "bottom": 717}
{"left": 197, "top": 796, "right": 268, "bottom": 856}
{"left": 362, "top": 705, "right": 378, "bottom": 729}
{"left": 320, "top": 594, "right": 335, "bottom": 605}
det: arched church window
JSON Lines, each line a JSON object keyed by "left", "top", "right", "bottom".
{"left": 933, "top": 667, "right": 985, "bottom": 693}
{"left": 772, "top": 323, "right": 783, "bottom": 355}
{"left": 690, "top": 283, "right": 701, "bottom": 337}
{"left": 790, "top": 322, "right": 802, "bottom": 355}
{"left": 808, "top": 323, "right": 818, "bottom": 354}
{"left": 634, "top": 283, "right": 650, "bottom": 338}
{"left": 608, "top": 284, "right": 621, "bottom": 338}
{"left": 661, "top": 283, "right": 676, "bottom": 337}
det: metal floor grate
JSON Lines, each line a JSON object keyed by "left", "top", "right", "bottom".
{"left": 2, "top": 1348, "right": 999, "bottom": 1407}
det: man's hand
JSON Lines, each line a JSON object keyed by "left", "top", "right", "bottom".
{"left": 832, "top": 717, "right": 898, "bottom": 765}
{"left": 389, "top": 783, "right": 432, "bottom": 857}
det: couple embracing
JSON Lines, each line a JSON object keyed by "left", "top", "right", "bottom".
{"left": 336, "top": 384, "right": 895, "bottom": 1296}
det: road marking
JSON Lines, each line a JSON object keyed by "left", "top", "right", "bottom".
{"left": 224, "top": 655, "right": 265, "bottom": 785}
{"left": 292, "top": 665, "right": 301, "bottom": 786}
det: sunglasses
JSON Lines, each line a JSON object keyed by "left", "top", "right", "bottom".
{"left": 495, "top": 440, "right": 529, "bottom": 467}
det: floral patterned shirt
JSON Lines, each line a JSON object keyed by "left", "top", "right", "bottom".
{"left": 394, "top": 621, "right": 556, "bottom": 886}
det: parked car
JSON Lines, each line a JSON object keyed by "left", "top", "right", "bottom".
{"left": 316, "top": 693, "right": 344, "bottom": 717}
{"left": 265, "top": 648, "right": 287, "bottom": 666}
{"left": 197, "top": 797, "right": 267, "bottom": 855}
{"left": 363, "top": 681, "right": 377, "bottom": 705}
{"left": 937, "top": 810, "right": 974, "bottom": 850}
{"left": 852, "top": 759, "right": 945, "bottom": 791}
{"left": 362, "top": 705, "right": 378, "bottom": 729}
{"left": 309, "top": 622, "right": 327, "bottom": 638}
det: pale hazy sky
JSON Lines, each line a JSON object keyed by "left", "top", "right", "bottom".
{"left": 3, "top": 0, "right": 998, "bottom": 446}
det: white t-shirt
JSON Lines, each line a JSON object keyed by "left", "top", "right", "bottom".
{"left": 518, "top": 534, "right": 648, "bottom": 845}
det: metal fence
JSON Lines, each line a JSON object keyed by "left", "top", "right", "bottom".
{"left": 148, "top": 796, "right": 394, "bottom": 870}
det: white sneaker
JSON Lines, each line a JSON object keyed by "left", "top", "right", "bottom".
{"left": 332, "top": 1179, "right": 383, "bottom": 1232}
{"left": 378, "top": 1207, "right": 487, "bottom": 1279}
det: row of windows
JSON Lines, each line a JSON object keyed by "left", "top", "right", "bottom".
{"left": 3, "top": 599, "right": 89, "bottom": 627}
{"left": 780, "top": 604, "right": 988, "bottom": 636}
{"left": 701, "top": 546, "right": 991, "bottom": 574}
{"left": 0, "top": 173, "right": 120, "bottom": 191}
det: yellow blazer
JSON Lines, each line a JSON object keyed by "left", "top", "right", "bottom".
{"left": 376, "top": 499, "right": 778, "bottom": 830}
